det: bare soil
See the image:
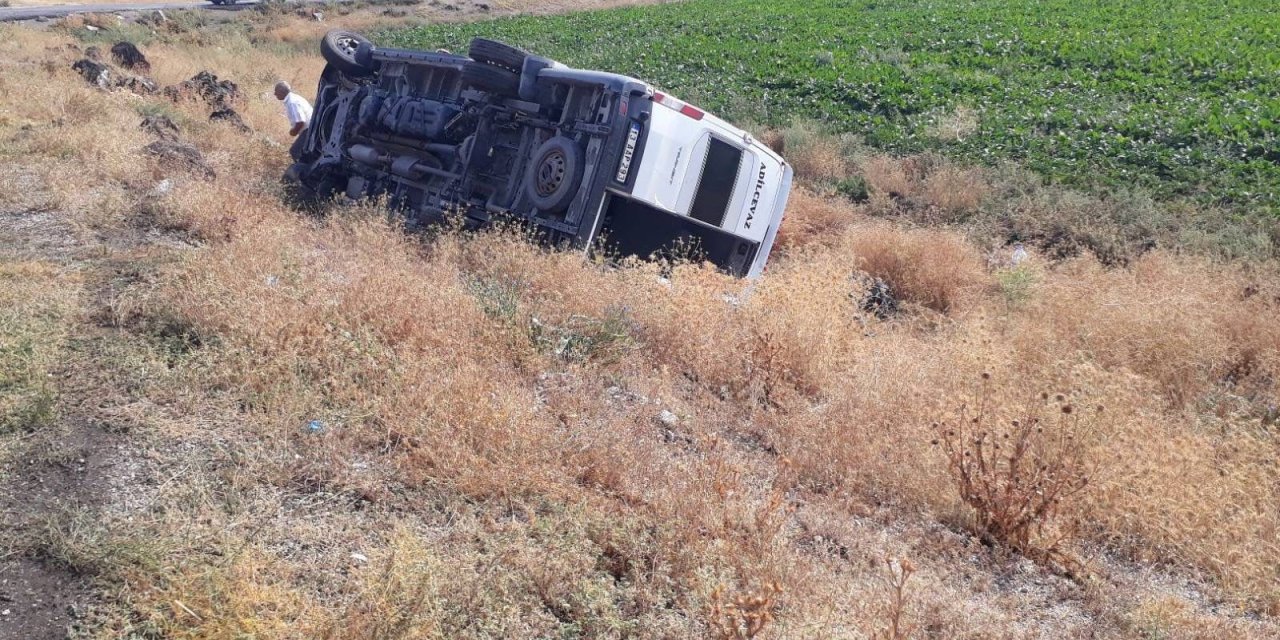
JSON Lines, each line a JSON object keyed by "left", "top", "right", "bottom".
{"left": 0, "top": 427, "right": 111, "bottom": 639}
{"left": 0, "top": 219, "right": 108, "bottom": 639}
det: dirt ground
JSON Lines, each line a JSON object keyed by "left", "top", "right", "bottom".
{"left": 0, "top": 139, "right": 186, "bottom": 639}
{"left": 0, "top": 1, "right": 1277, "bottom": 639}
{"left": 0, "top": 3, "right": 586, "bottom": 638}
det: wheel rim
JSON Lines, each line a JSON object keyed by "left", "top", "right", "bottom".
{"left": 535, "top": 150, "right": 567, "bottom": 197}
{"left": 335, "top": 35, "right": 360, "bottom": 57}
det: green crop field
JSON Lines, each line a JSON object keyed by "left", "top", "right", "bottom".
{"left": 386, "top": 0, "right": 1280, "bottom": 216}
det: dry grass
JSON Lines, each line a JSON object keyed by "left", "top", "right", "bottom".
{"left": 774, "top": 127, "right": 1278, "bottom": 263}
{"left": 0, "top": 262, "right": 77, "bottom": 440}
{"left": 859, "top": 154, "right": 989, "bottom": 220}
{"left": 770, "top": 188, "right": 854, "bottom": 252}
{"left": 845, "top": 222, "right": 990, "bottom": 312}
{"left": 926, "top": 105, "right": 980, "bottom": 142}
{"left": 776, "top": 120, "right": 855, "bottom": 184}
{"left": 2, "top": 8, "right": 1280, "bottom": 639}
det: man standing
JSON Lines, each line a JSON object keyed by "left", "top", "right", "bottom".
{"left": 274, "top": 81, "right": 313, "bottom": 138}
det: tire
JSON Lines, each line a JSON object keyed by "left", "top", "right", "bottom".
{"left": 524, "top": 136, "right": 585, "bottom": 214}
{"left": 462, "top": 61, "right": 519, "bottom": 96}
{"left": 320, "top": 30, "right": 375, "bottom": 77}
{"left": 468, "top": 38, "right": 528, "bottom": 73}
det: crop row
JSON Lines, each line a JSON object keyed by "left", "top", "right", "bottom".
{"left": 388, "top": 0, "right": 1280, "bottom": 216}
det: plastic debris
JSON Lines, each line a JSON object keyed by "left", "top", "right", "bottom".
{"left": 1011, "top": 243, "right": 1029, "bottom": 266}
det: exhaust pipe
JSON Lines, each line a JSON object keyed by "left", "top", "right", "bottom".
{"left": 348, "top": 144, "right": 460, "bottom": 181}
{"left": 348, "top": 144, "right": 387, "bottom": 166}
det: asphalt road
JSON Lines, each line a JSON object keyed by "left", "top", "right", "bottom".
{"left": 0, "top": 0, "right": 272, "bottom": 21}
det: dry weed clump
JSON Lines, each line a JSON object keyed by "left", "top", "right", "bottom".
{"left": 708, "top": 581, "right": 784, "bottom": 640}
{"left": 921, "top": 164, "right": 988, "bottom": 215}
{"left": 859, "top": 154, "right": 988, "bottom": 221}
{"left": 164, "top": 212, "right": 570, "bottom": 499}
{"left": 1090, "top": 423, "right": 1280, "bottom": 612}
{"left": 869, "top": 557, "right": 917, "bottom": 640}
{"left": 1024, "top": 254, "right": 1280, "bottom": 408}
{"left": 778, "top": 120, "right": 855, "bottom": 183}
{"left": 925, "top": 105, "right": 980, "bottom": 142}
{"left": 771, "top": 188, "right": 855, "bottom": 252}
{"left": 860, "top": 155, "right": 914, "bottom": 200}
{"left": 317, "top": 530, "right": 448, "bottom": 639}
{"left": 998, "top": 257, "right": 1280, "bottom": 608}
{"left": 932, "top": 379, "right": 1093, "bottom": 558}
{"left": 844, "top": 223, "right": 990, "bottom": 312}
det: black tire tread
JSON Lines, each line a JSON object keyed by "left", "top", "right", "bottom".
{"left": 320, "top": 30, "right": 375, "bottom": 77}
{"left": 462, "top": 61, "right": 519, "bottom": 96}
{"left": 468, "top": 38, "right": 528, "bottom": 73}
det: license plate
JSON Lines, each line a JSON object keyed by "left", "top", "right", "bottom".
{"left": 616, "top": 121, "right": 642, "bottom": 183}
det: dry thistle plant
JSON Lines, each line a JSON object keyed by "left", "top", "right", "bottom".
{"left": 931, "top": 374, "right": 1094, "bottom": 559}
{"left": 708, "top": 581, "right": 784, "bottom": 640}
{"left": 870, "top": 556, "right": 918, "bottom": 640}
{"left": 740, "top": 330, "right": 794, "bottom": 408}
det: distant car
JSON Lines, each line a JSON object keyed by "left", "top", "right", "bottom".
{"left": 285, "top": 30, "right": 793, "bottom": 278}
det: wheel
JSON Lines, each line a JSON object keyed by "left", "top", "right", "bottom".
{"left": 468, "top": 38, "right": 528, "bottom": 73}
{"left": 461, "top": 61, "right": 519, "bottom": 96}
{"left": 320, "top": 30, "right": 375, "bottom": 77}
{"left": 523, "top": 136, "right": 584, "bottom": 213}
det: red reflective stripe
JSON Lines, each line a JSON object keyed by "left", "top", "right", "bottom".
{"left": 653, "top": 91, "right": 703, "bottom": 120}
{"left": 679, "top": 105, "right": 705, "bottom": 120}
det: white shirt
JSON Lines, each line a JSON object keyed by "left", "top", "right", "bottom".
{"left": 283, "top": 92, "right": 313, "bottom": 127}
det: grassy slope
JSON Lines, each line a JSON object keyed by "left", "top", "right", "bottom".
{"left": 0, "top": 264, "right": 72, "bottom": 448}
{"left": 0, "top": 3, "right": 1277, "bottom": 639}
{"left": 389, "top": 0, "right": 1280, "bottom": 216}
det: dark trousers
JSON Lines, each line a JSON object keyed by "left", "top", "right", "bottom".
{"left": 288, "top": 125, "right": 310, "bottom": 160}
